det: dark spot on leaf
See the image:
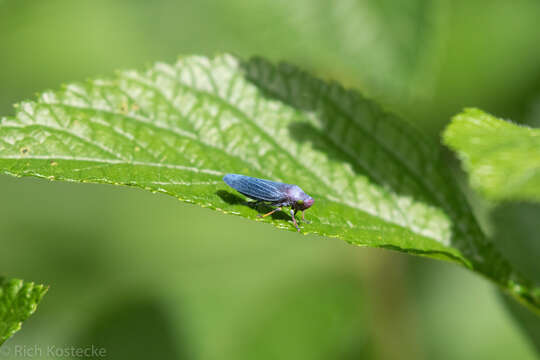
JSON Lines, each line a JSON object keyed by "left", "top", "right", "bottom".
{"left": 120, "top": 101, "right": 129, "bottom": 113}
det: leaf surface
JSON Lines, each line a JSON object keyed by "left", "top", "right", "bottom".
{"left": 444, "top": 108, "right": 540, "bottom": 203}
{"left": 0, "top": 278, "right": 48, "bottom": 345}
{"left": 0, "top": 55, "right": 538, "bottom": 313}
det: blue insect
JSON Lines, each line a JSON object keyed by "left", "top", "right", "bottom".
{"left": 223, "top": 174, "right": 314, "bottom": 232}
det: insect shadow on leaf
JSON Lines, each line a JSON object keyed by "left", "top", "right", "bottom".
{"left": 216, "top": 190, "right": 292, "bottom": 221}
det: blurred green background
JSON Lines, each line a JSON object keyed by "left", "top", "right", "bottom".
{"left": 1, "top": 0, "right": 539, "bottom": 359}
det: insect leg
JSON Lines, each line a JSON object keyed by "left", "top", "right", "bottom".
{"left": 258, "top": 207, "right": 282, "bottom": 218}
{"left": 290, "top": 208, "right": 300, "bottom": 232}
{"left": 301, "top": 211, "right": 311, "bottom": 224}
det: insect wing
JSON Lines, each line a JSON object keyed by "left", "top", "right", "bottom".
{"left": 223, "top": 174, "right": 288, "bottom": 202}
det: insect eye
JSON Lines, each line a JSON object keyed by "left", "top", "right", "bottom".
{"left": 297, "top": 199, "right": 304, "bottom": 205}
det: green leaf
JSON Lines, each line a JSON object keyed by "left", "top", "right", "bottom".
{"left": 0, "top": 55, "right": 538, "bottom": 313}
{"left": 0, "top": 277, "right": 48, "bottom": 345}
{"left": 444, "top": 108, "right": 540, "bottom": 203}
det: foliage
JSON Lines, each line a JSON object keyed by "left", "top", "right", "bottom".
{"left": 0, "top": 55, "right": 538, "bottom": 315}
{"left": 0, "top": 278, "right": 47, "bottom": 345}
{"left": 444, "top": 108, "right": 540, "bottom": 203}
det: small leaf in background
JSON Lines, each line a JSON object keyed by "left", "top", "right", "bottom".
{"left": 0, "top": 277, "right": 48, "bottom": 345}
{"left": 0, "top": 55, "right": 538, "bottom": 313}
{"left": 444, "top": 108, "right": 540, "bottom": 203}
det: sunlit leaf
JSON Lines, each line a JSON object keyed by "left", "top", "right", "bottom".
{"left": 444, "top": 108, "right": 540, "bottom": 203}
{"left": 0, "top": 278, "right": 48, "bottom": 345}
{"left": 0, "top": 55, "right": 538, "bottom": 313}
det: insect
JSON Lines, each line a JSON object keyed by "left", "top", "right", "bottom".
{"left": 223, "top": 174, "right": 314, "bottom": 232}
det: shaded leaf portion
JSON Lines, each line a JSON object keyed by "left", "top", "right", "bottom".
{"left": 0, "top": 278, "right": 48, "bottom": 345}
{"left": 444, "top": 108, "right": 540, "bottom": 203}
{"left": 0, "top": 55, "right": 538, "bottom": 312}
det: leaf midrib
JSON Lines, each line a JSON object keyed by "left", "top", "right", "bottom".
{"left": 0, "top": 155, "right": 225, "bottom": 176}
